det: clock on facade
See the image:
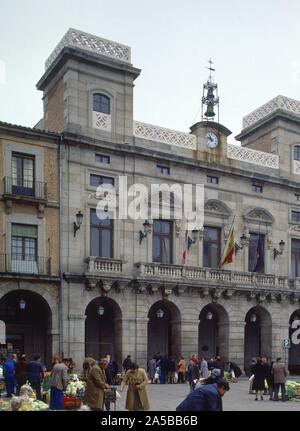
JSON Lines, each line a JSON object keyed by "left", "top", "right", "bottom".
{"left": 205, "top": 131, "right": 219, "bottom": 148}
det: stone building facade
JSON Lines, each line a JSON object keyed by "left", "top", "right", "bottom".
{"left": 0, "top": 122, "right": 60, "bottom": 365}
{"left": 1, "top": 28, "right": 300, "bottom": 372}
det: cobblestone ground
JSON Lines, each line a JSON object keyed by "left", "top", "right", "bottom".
{"left": 113, "top": 379, "right": 300, "bottom": 411}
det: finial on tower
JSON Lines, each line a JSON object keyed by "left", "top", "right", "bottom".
{"left": 202, "top": 59, "right": 219, "bottom": 121}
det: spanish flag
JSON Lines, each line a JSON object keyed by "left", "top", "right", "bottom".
{"left": 220, "top": 226, "right": 234, "bottom": 268}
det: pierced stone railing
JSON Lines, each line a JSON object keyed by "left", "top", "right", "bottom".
{"left": 87, "top": 257, "right": 123, "bottom": 273}
{"left": 45, "top": 28, "right": 131, "bottom": 70}
{"left": 92, "top": 111, "right": 112, "bottom": 132}
{"left": 135, "top": 262, "right": 289, "bottom": 288}
{"left": 243, "top": 95, "right": 300, "bottom": 129}
{"left": 134, "top": 121, "right": 197, "bottom": 150}
{"left": 227, "top": 143, "right": 279, "bottom": 169}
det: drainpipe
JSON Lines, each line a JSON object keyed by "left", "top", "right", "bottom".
{"left": 58, "top": 133, "right": 64, "bottom": 358}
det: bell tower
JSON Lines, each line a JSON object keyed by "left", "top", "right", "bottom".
{"left": 190, "top": 60, "right": 231, "bottom": 161}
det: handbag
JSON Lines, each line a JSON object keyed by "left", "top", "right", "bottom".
{"left": 249, "top": 374, "right": 255, "bottom": 382}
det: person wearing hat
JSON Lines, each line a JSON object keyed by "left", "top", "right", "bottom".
{"left": 15, "top": 354, "right": 28, "bottom": 395}
{"left": 205, "top": 369, "right": 221, "bottom": 385}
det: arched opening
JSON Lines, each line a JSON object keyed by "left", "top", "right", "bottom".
{"left": 244, "top": 306, "right": 272, "bottom": 371}
{"left": 147, "top": 300, "right": 181, "bottom": 360}
{"left": 0, "top": 290, "right": 52, "bottom": 366}
{"left": 85, "top": 297, "right": 122, "bottom": 367}
{"left": 288, "top": 310, "right": 300, "bottom": 374}
{"left": 198, "top": 303, "right": 229, "bottom": 361}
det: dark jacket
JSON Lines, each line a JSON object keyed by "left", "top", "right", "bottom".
{"left": 252, "top": 362, "right": 266, "bottom": 391}
{"left": 187, "top": 363, "right": 200, "bottom": 383}
{"left": 15, "top": 359, "right": 28, "bottom": 386}
{"left": 122, "top": 357, "right": 133, "bottom": 372}
{"left": 27, "top": 360, "right": 44, "bottom": 383}
{"left": 229, "top": 362, "right": 242, "bottom": 378}
{"left": 3, "top": 359, "right": 16, "bottom": 378}
{"left": 176, "top": 383, "right": 223, "bottom": 411}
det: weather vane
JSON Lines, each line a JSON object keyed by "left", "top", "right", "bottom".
{"left": 201, "top": 58, "right": 219, "bottom": 122}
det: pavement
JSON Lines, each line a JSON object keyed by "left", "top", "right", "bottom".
{"left": 114, "top": 379, "right": 300, "bottom": 411}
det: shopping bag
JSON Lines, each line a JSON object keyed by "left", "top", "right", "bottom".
{"left": 174, "top": 372, "right": 178, "bottom": 383}
{"left": 249, "top": 374, "right": 254, "bottom": 382}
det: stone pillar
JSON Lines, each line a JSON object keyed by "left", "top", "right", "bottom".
{"left": 228, "top": 320, "right": 245, "bottom": 370}
{"left": 67, "top": 314, "right": 86, "bottom": 371}
{"left": 181, "top": 319, "right": 199, "bottom": 360}
{"left": 218, "top": 323, "right": 229, "bottom": 361}
{"left": 272, "top": 323, "right": 290, "bottom": 365}
{"left": 121, "top": 318, "right": 137, "bottom": 362}
{"left": 135, "top": 317, "right": 149, "bottom": 369}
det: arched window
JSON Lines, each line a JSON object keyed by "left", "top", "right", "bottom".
{"left": 294, "top": 145, "right": 300, "bottom": 161}
{"left": 93, "top": 93, "right": 110, "bottom": 114}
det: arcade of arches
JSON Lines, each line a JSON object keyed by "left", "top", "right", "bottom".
{"left": 1, "top": 292, "right": 300, "bottom": 373}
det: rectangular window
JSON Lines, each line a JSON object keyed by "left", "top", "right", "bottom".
{"left": 248, "top": 233, "right": 265, "bottom": 273}
{"left": 152, "top": 220, "right": 173, "bottom": 264}
{"left": 252, "top": 184, "right": 263, "bottom": 193}
{"left": 291, "top": 211, "right": 300, "bottom": 222}
{"left": 295, "top": 194, "right": 300, "bottom": 202}
{"left": 90, "top": 209, "right": 113, "bottom": 258}
{"left": 292, "top": 239, "right": 300, "bottom": 277}
{"left": 207, "top": 175, "right": 219, "bottom": 184}
{"left": 203, "top": 226, "right": 221, "bottom": 268}
{"left": 294, "top": 146, "right": 300, "bottom": 161}
{"left": 157, "top": 165, "right": 170, "bottom": 175}
{"left": 11, "top": 153, "right": 35, "bottom": 196}
{"left": 95, "top": 154, "right": 110, "bottom": 164}
{"left": 90, "top": 174, "right": 114, "bottom": 187}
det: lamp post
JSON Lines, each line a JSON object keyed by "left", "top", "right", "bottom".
{"left": 139, "top": 220, "right": 152, "bottom": 244}
{"left": 250, "top": 313, "right": 257, "bottom": 323}
{"left": 187, "top": 228, "right": 199, "bottom": 250}
{"left": 73, "top": 211, "right": 83, "bottom": 237}
{"left": 97, "top": 306, "right": 104, "bottom": 316}
{"left": 19, "top": 299, "right": 26, "bottom": 310}
{"left": 156, "top": 309, "right": 164, "bottom": 318}
{"left": 234, "top": 233, "right": 247, "bottom": 254}
{"left": 206, "top": 311, "right": 213, "bottom": 320}
{"left": 273, "top": 240, "right": 285, "bottom": 259}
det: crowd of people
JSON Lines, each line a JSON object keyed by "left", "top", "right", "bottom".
{"left": 248, "top": 356, "right": 288, "bottom": 402}
{"left": 0, "top": 351, "right": 289, "bottom": 411}
{"left": 146, "top": 353, "right": 242, "bottom": 388}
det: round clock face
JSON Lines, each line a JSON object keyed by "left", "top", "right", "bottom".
{"left": 205, "top": 131, "right": 219, "bottom": 148}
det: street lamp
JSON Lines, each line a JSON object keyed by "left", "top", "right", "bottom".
{"left": 273, "top": 240, "right": 285, "bottom": 260}
{"left": 19, "top": 299, "right": 26, "bottom": 310}
{"left": 97, "top": 306, "right": 104, "bottom": 316}
{"left": 250, "top": 313, "right": 257, "bottom": 323}
{"left": 187, "top": 228, "right": 199, "bottom": 250}
{"left": 139, "top": 220, "right": 152, "bottom": 244}
{"left": 206, "top": 311, "right": 213, "bottom": 320}
{"left": 156, "top": 309, "right": 164, "bottom": 318}
{"left": 73, "top": 211, "right": 84, "bottom": 237}
{"left": 234, "top": 233, "right": 247, "bottom": 254}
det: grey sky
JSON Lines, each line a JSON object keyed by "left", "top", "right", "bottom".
{"left": 1, "top": 0, "right": 300, "bottom": 142}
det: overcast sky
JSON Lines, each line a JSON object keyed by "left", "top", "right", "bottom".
{"left": 1, "top": 0, "right": 300, "bottom": 142}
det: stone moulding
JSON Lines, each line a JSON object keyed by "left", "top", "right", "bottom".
{"left": 134, "top": 121, "right": 197, "bottom": 150}
{"left": 45, "top": 28, "right": 131, "bottom": 70}
{"left": 227, "top": 143, "right": 279, "bottom": 169}
{"left": 242, "top": 95, "right": 300, "bottom": 129}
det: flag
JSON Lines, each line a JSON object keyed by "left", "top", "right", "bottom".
{"left": 220, "top": 226, "right": 235, "bottom": 268}
{"left": 253, "top": 234, "right": 264, "bottom": 273}
{"left": 182, "top": 229, "right": 189, "bottom": 264}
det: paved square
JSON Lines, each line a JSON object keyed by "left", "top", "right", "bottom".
{"left": 115, "top": 380, "right": 300, "bottom": 411}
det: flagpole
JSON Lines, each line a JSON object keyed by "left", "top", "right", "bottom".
{"left": 219, "top": 215, "right": 235, "bottom": 269}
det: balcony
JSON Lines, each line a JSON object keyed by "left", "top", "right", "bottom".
{"left": 135, "top": 262, "right": 289, "bottom": 290}
{"left": 3, "top": 177, "right": 47, "bottom": 201}
{"left": 86, "top": 257, "right": 123, "bottom": 274}
{"left": 0, "top": 254, "right": 51, "bottom": 276}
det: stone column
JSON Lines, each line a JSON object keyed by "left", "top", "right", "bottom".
{"left": 181, "top": 319, "right": 199, "bottom": 360}
{"left": 67, "top": 314, "right": 86, "bottom": 371}
{"left": 218, "top": 323, "right": 229, "bottom": 361}
{"left": 272, "top": 323, "right": 290, "bottom": 364}
{"left": 121, "top": 318, "right": 138, "bottom": 362}
{"left": 135, "top": 317, "right": 149, "bottom": 369}
{"left": 228, "top": 320, "right": 245, "bottom": 370}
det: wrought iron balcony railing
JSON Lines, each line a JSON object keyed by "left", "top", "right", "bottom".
{"left": 0, "top": 254, "right": 51, "bottom": 276}
{"left": 3, "top": 177, "right": 47, "bottom": 201}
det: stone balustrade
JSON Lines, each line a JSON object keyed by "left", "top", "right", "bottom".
{"left": 87, "top": 257, "right": 123, "bottom": 273}
{"left": 135, "top": 262, "right": 289, "bottom": 288}
{"left": 227, "top": 143, "right": 279, "bottom": 169}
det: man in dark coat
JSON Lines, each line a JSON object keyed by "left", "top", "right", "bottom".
{"left": 122, "top": 355, "right": 133, "bottom": 373}
{"left": 3, "top": 354, "right": 17, "bottom": 397}
{"left": 176, "top": 379, "right": 230, "bottom": 411}
{"left": 252, "top": 357, "right": 266, "bottom": 400}
{"left": 27, "top": 354, "right": 44, "bottom": 401}
{"left": 187, "top": 359, "right": 200, "bottom": 392}
{"left": 228, "top": 361, "right": 242, "bottom": 379}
